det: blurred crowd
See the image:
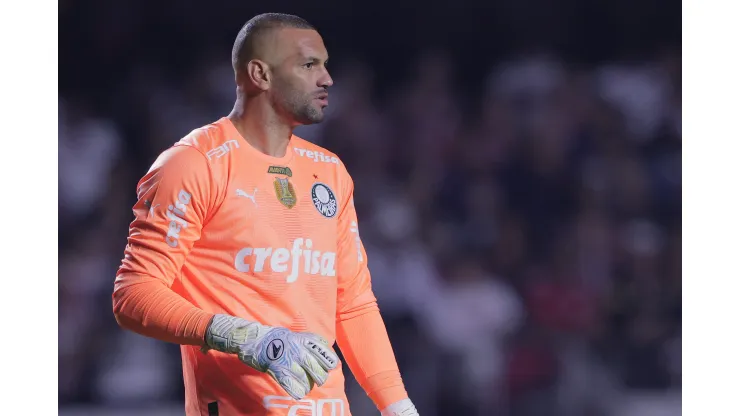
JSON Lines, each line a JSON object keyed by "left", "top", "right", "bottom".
{"left": 59, "top": 48, "right": 681, "bottom": 415}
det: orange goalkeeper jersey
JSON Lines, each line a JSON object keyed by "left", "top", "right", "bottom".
{"left": 116, "top": 117, "right": 379, "bottom": 415}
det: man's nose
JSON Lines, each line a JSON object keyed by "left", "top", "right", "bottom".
{"left": 319, "top": 70, "right": 333, "bottom": 88}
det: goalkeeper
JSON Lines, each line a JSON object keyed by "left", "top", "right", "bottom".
{"left": 112, "top": 12, "right": 418, "bottom": 416}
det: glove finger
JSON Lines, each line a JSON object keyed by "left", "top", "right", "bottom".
{"left": 267, "top": 364, "right": 311, "bottom": 401}
{"left": 301, "top": 332, "right": 331, "bottom": 348}
{"left": 300, "top": 353, "right": 330, "bottom": 387}
{"left": 305, "top": 332, "right": 329, "bottom": 346}
{"left": 302, "top": 335, "right": 339, "bottom": 371}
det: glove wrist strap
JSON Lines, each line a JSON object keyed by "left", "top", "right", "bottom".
{"left": 203, "top": 314, "right": 255, "bottom": 354}
{"left": 380, "top": 399, "right": 418, "bottom": 416}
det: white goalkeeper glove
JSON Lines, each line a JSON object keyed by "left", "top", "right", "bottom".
{"left": 203, "top": 314, "right": 339, "bottom": 400}
{"left": 381, "top": 398, "right": 419, "bottom": 416}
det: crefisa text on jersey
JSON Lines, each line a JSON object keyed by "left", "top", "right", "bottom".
{"left": 234, "top": 238, "right": 336, "bottom": 283}
{"left": 294, "top": 147, "right": 339, "bottom": 164}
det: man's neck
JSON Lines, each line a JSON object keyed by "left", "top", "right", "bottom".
{"left": 228, "top": 97, "right": 294, "bottom": 158}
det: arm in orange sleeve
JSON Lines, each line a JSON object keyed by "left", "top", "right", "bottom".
{"left": 334, "top": 169, "right": 410, "bottom": 411}
{"left": 112, "top": 145, "right": 217, "bottom": 346}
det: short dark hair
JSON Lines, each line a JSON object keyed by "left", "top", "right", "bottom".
{"left": 232, "top": 13, "right": 316, "bottom": 73}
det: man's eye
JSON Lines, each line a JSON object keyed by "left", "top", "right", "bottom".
{"left": 303, "top": 63, "right": 314, "bottom": 69}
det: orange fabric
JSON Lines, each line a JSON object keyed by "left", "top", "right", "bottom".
{"left": 113, "top": 117, "right": 403, "bottom": 415}
{"left": 337, "top": 310, "right": 409, "bottom": 410}
{"left": 112, "top": 278, "right": 213, "bottom": 346}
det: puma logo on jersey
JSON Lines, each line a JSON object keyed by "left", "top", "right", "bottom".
{"left": 234, "top": 238, "right": 336, "bottom": 283}
{"left": 236, "top": 188, "right": 258, "bottom": 206}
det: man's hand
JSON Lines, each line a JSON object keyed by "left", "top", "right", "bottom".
{"left": 203, "top": 314, "right": 339, "bottom": 400}
{"left": 381, "top": 399, "right": 419, "bottom": 416}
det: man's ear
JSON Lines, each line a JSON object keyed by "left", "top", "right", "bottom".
{"left": 245, "top": 59, "right": 271, "bottom": 91}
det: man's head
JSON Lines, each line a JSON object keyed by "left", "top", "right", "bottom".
{"left": 232, "top": 13, "right": 333, "bottom": 125}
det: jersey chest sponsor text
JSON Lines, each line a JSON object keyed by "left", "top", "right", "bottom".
{"left": 234, "top": 238, "right": 336, "bottom": 283}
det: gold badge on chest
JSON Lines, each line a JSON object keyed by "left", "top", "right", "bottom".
{"left": 269, "top": 165, "right": 297, "bottom": 208}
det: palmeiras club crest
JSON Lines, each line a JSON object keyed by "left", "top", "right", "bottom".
{"left": 311, "top": 182, "right": 337, "bottom": 218}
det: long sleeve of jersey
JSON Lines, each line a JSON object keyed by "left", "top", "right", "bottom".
{"left": 113, "top": 145, "right": 217, "bottom": 346}
{"left": 334, "top": 171, "right": 409, "bottom": 410}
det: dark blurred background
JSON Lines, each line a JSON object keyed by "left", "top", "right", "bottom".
{"left": 59, "top": 1, "right": 681, "bottom": 415}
